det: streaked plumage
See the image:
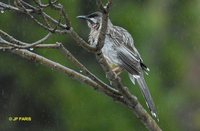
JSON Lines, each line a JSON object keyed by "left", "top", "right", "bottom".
{"left": 77, "top": 12, "right": 157, "bottom": 118}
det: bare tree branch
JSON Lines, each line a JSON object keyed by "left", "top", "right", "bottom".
{"left": 9, "top": 48, "right": 124, "bottom": 102}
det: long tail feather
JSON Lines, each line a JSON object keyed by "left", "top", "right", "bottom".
{"left": 129, "top": 74, "right": 158, "bottom": 119}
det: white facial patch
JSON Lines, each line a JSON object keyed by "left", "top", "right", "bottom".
{"left": 90, "top": 18, "right": 97, "bottom": 24}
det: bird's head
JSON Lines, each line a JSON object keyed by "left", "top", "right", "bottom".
{"left": 77, "top": 12, "right": 102, "bottom": 30}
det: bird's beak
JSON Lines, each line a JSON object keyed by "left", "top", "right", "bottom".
{"left": 76, "top": 15, "right": 94, "bottom": 24}
{"left": 76, "top": 15, "right": 89, "bottom": 20}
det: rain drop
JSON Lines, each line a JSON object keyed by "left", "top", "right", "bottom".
{"left": 29, "top": 48, "right": 34, "bottom": 51}
{"left": 1, "top": 10, "right": 4, "bottom": 14}
{"left": 1, "top": 90, "right": 4, "bottom": 96}
{"left": 79, "top": 70, "right": 83, "bottom": 73}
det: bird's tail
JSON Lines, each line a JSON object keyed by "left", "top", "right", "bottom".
{"left": 129, "top": 74, "right": 158, "bottom": 119}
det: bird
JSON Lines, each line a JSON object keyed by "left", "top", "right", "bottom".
{"left": 77, "top": 11, "right": 157, "bottom": 118}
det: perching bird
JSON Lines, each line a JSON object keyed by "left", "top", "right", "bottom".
{"left": 77, "top": 12, "right": 157, "bottom": 118}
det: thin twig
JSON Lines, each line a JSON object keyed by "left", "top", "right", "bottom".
{"left": 0, "top": 30, "right": 27, "bottom": 45}
{"left": 33, "top": 0, "right": 58, "bottom": 8}
{"left": 0, "top": 44, "right": 61, "bottom": 50}
{"left": 0, "top": 2, "right": 20, "bottom": 12}
{"left": 60, "top": 6, "right": 71, "bottom": 29}
{"left": 18, "top": 32, "right": 52, "bottom": 48}
{"left": 0, "top": 30, "right": 52, "bottom": 48}
{"left": 20, "top": 0, "right": 36, "bottom": 10}
{"left": 34, "top": 43, "right": 60, "bottom": 48}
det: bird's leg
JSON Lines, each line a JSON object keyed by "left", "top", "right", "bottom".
{"left": 112, "top": 66, "right": 123, "bottom": 76}
{"left": 107, "top": 66, "right": 123, "bottom": 86}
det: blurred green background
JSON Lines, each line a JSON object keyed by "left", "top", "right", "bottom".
{"left": 0, "top": 0, "right": 200, "bottom": 131}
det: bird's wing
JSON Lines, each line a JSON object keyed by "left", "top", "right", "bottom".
{"left": 116, "top": 46, "right": 141, "bottom": 75}
{"left": 107, "top": 26, "right": 142, "bottom": 75}
{"left": 108, "top": 26, "right": 149, "bottom": 73}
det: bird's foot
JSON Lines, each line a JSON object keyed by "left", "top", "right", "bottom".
{"left": 112, "top": 67, "right": 123, "bottom": 76}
